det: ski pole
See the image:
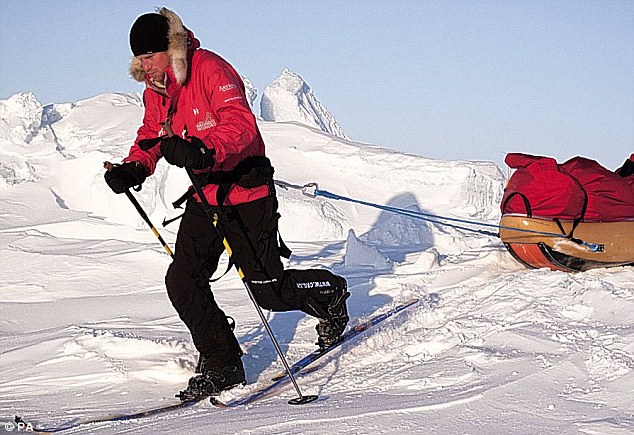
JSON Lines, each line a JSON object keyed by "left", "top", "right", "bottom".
{"left": 103, "top": 162, "right": 174, "bottom": 258}
{"left": 161, "top": 124, "right": 317, "bottom": 405}
{"left": 187, "top": 169, "right": 317, "bottom": 405}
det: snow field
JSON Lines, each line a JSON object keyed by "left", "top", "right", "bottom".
{"left": 1, "top": 91, "right": 633, "bottom": 433}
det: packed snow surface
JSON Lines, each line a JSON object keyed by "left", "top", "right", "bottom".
{"left": 1, "top": 92, "right": 633, "bottom": 434}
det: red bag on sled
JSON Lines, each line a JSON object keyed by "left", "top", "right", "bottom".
{"left": 502, "top": 153, "right": 634, "bottom": 222}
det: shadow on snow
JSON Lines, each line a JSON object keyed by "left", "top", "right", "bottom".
{"left": 238, "top": 192, "right": 437, "bottom": 382}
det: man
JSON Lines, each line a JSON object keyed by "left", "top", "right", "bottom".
{"left": 104, "top": 7, "right": 349, "bottom": 400}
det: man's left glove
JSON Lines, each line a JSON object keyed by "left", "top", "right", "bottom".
{"left": 160, "top": 136, "right": 215, "bottom": 169}
{"left": 104, "top": 162, "right": 148, "bottom": 194}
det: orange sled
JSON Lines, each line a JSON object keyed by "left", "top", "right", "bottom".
{"left": 499, "top": 215, "right": 634, "bottom": 272}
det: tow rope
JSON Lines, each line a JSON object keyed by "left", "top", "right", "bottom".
{"left": 274, "top": 180, "right": 604, "bottom": 253}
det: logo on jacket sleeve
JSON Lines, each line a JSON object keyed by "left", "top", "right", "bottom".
{"left": 195, "top": 112, "right": 217, "bottom": 132}
{"left": 219, "top": 83, "right": 238, "bottom": 92}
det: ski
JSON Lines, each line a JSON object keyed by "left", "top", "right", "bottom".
{"left": 211, "top": 297, "right": 419, "bottom": 408}
{"left": 14, "top": 396, "right": 207, "bottom": 433}
{"left": 15, "top": 298, "right": 419, "bottom": 430}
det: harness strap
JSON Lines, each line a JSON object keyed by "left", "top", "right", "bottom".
{"left": 209, "top": 257, "right": 234, "bottom": 282}
{"left": 168, "top": 156, "right": 291, "bottom": 260}
{"left": 278, "top": 232, "right": 292, "bottom": 260}
{"left": 171, "top": 156, "right": 275, "bottom": 209}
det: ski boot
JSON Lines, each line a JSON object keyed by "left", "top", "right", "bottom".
{"left": 177, "top": 358, "right": 246, "bottom": 402}
{"left": 316, "top": 276, "right": 350, "bottom": 349}
{"left": 194, "top": 317, "right": 236, "bottom": 374}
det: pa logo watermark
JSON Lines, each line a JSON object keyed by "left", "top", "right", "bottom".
{"left": 3, "top": 420, "right": 34, "bottom": 432}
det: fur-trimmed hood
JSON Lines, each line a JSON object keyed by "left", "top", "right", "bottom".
{"left": 129, "top": 7, "right": 199, "bottom": 86}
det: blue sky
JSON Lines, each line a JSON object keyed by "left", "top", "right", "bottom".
{"left": 1, "top": 0, "right": 632, "bottom": 169}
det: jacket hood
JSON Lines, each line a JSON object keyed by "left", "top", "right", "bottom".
{"left": 129, "top": 7, "right": 200, "bottom": 86}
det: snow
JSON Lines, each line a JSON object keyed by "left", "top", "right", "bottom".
{"left": 239, "top": 74, "right": 258, "bottom": 111}
{"left": 0, "top": 92, "right": 44, "bottom": 146}
{"left": 1, "top": 90, "right": 633, "bottom": 434}
{"left": 261, "top": 69, "right": 350, "bottom": 140}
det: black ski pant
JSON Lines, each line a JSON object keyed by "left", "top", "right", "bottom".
{"left": 165, "top": 194, "right": 344, "bottom": 368}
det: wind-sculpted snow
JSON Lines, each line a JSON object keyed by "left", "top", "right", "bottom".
{"left": 0, "top": 92, "right": 43, "bottom": 145}
{"left": 0, "top": 92, "right": 505, "bottom": 242}
{"left": 43, "top": 93, "right": 144, "bottom": 158}
{"left": 240, "top": 74, "right": 258, "bottom": 111}
{"left": 261, "top": 69, "right": 350, "bottom": 140}
{"left": 0, "top": 160, "right": 38, "bottom": 187}
{"left": 344, "top": 229, "right": 393, "bottom": 270}
{"left": 1, "top": 91, "right": 632, "bottom": 434}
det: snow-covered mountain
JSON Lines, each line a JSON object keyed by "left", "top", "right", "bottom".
{"left": 261, "top": 68, "right": 350, "bottom": 140}
{"left": 1, "top": 91, "right": 633, "bottom": 434}
{"left": 239, "top": 73, "right": 258, "bottom": 111}
{"left": 0, "top": 92, "right": 46, "bottom": 145}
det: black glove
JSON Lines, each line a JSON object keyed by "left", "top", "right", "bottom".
{"left": 104, "top": 162, "right": 147, "bottom": 194}
{"left": 160, "top": 136, "right": 215, "bottom": 169}
{"left": 138, "top": 137, "right": 163, "bottom": 151}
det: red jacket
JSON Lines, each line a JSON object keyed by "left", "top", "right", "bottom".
{"left": 125, "top": 28, "right": 269, "bottom": 206}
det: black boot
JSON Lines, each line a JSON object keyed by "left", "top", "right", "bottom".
{"left": 195, "top": 317, "right": 237, "bottom": 374}
{"left": 315, "top": 276, "right": 350, "bottom": 349}
{"left": 177, "top": 358, "right": 246, "bottom": 401}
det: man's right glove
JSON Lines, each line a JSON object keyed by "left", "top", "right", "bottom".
{"left": 104, "top": 162, "right": 148, "bottom": 194}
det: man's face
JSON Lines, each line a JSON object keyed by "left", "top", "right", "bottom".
{"left": 137, "top": 51, "right": 170, "bottom": 82}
